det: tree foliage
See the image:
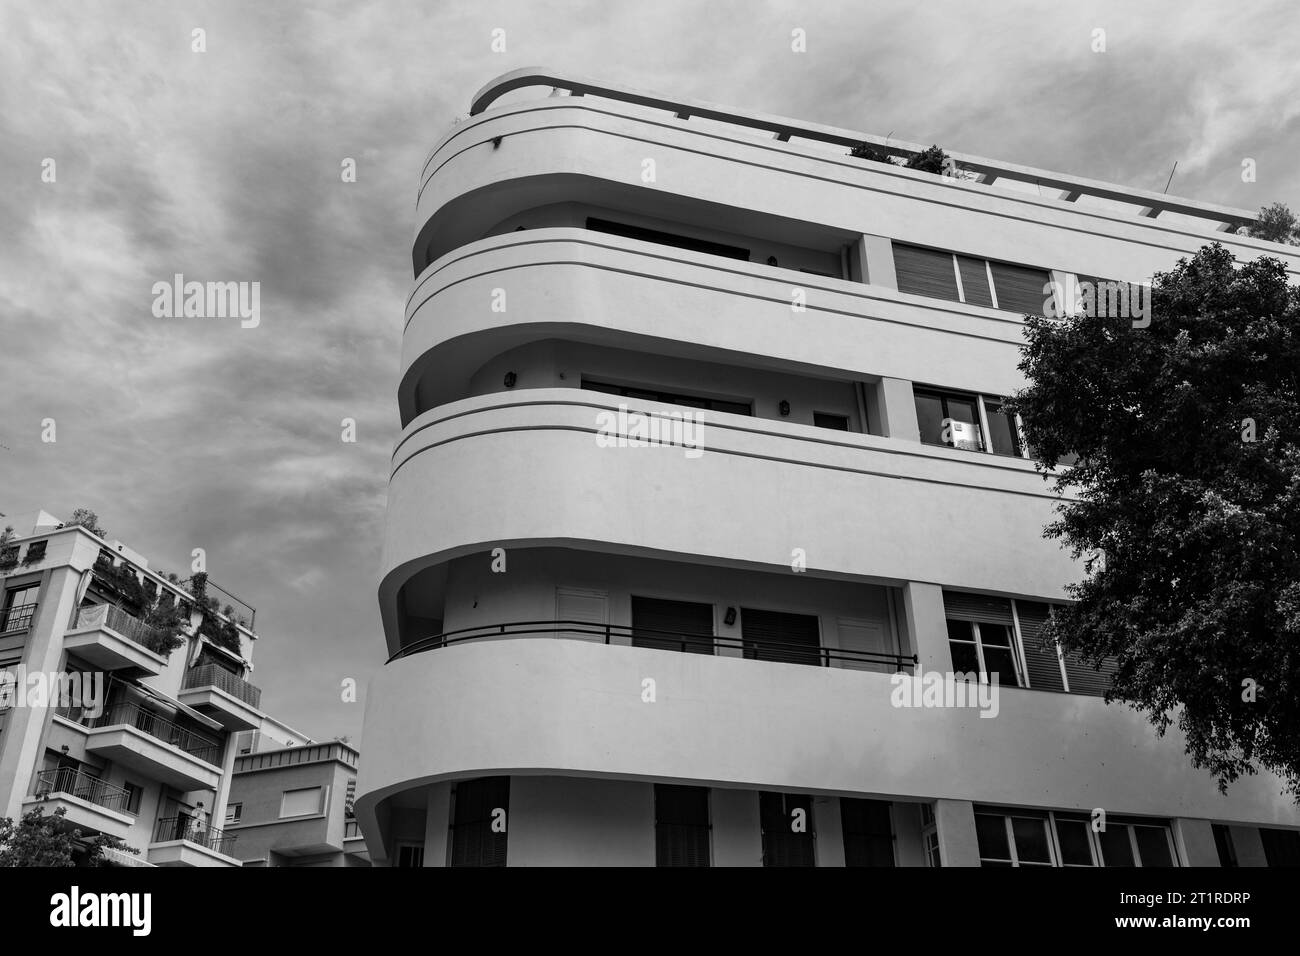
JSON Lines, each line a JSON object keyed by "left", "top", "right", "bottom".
{"left": 65, "top": 509, "right": 106, "bottom": 538}
{"left": 1245, "top": 202, "right": 1300, "bottom": 245}
{"left": 0, "top": 807, "right": 136, "bottom": 867}
{"left": 1006, "top": 244, "right": 1300, "bottom": 798}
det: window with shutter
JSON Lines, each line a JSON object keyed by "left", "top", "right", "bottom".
{"left": 988, "top": 260, "right": 1052, "bottom": 316}
{"left": 942, "top": 593, "right": 1023, "bottom": 687}
{"left": 654, "top": 785, "right": 711, "bottom": 866}
{"left": 1260, "top": 828, "right": 1300, "bottom": 867}
{"left": 956, "top": 254, "right": 994, "bottom": 307}
{"left": 1014, "top": 600, "right": 1065, "bottom": 692}
{"left": 631, "top": 596, "right": 714, "bottom": 654}
{"left": 1060, "top": 648, "right": 1119, "bottom": 697}
{"left": 760, "top": 792, "right": 815, "bottom": 866}
{"left": 841, "top": 798, "right": 895, "bottom": 866}
{"left": 555, "top": 587, "right": 607, "bottom": 642}
{"left": 741, "top": 608, "right": 821, "bottom": 666}
{"left": 449, "top": 776, "right": 510, "bottom": 867}
{"left": 893, "top": 244, "right": 960, "bottom": 301}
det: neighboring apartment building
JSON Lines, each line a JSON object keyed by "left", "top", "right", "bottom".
{"left": 354, "top": 70, "right": 1300, "bottom": 866}
{"left": 0, "top": 509, "right": 278, "bottom": 866}
{"left": 225, "top": 731, "right": 369, "bottom": 867}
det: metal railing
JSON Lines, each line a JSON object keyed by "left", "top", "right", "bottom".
{"left": 33, "top": 767, "right": 132, "bottom": 814}
{"left": 88, "top": 701, "right": 222, "bottom": 766}
{"left": 389, "top": 619, "right": 917, "bottom": 671}
{"left": 152, "top": 815, "right": 236, "bottom": 856}
{"left": 182, "top": 663, "right": 262, "bottom": 709}
{"left": 74, "top": 603, "right": 172, "bottom": 656}
{"left": 0, "top": 602, "right": 37, "bottom": 634}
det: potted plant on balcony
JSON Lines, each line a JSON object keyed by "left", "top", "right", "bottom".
{"left": 0, "top": 528, "right": 17, "bottom": 572}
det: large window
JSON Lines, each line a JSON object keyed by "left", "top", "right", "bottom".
{"left": 449, "top": 776, "right": 509, "bottom": 867}
{"left": 893, "top": 242, "right": 1052, "bottom": 316}
{"left": 2, "top": 584, "right": 40, "bottom": 634}
{"left": 944, "top": 592, "right": 1119, "bottom": 697}
{"left": 654, "top": 785, "right": 710, "bottom": 867}
{"left": 582, "top": 379, "right": 752, "bottom": 416}
{"left": 760, "top": 792, "right": 815, "bottom": 866}
{"left": 632, "top": 596, "right": 714, "bottom": 655}
{"left": 914, "top": 387, "right": 1026, "bottom": 458}
{"left": 280, "top": 787, "right": 324, "bottom": 818}
{"left": 841, "top": 799, "right": 895, "bottom": 867}
{"left": 976, "top": 807, "right": 1178, "bottom": 867}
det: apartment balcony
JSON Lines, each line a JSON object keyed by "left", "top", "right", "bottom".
{"left": 399, "top": 230, "right": 1029, "bottom": 423}
{"left": 22, "top": 768, "right": 134, "bottom": 841}
{"left": 380, "top": 389, "right": 1071, "bottom": 651}
{"left": 178, "top": 663, "right": 262, "bottom": 730}
{"left": 147, "top": 815, "right": 241, "bottom": 867}
{"left": 84, "top": 701, "right": 223, "bottom": 792}
{"left": 63, "top": 603, "right": 170, "bottom": 676}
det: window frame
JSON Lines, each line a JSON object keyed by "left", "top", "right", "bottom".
{"left": 975, "top": 808, "right": 1180, "bottom": 868}
{"left": 279, "top": 786, "right": 325, "bottom": 819}
{"left": 946, "top": 618, "right": 1025, "bottom": 688}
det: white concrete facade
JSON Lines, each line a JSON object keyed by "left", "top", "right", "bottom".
{"left": 355, "top": 71, "right": 1300, "bottom": 867}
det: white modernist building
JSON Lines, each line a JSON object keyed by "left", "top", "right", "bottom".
{"left": 355, "top": 69, "right": 1300, "bottom": 867}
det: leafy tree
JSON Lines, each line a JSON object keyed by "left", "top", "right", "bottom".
{"left": 65, "top": 508, "right": 106, "bottom": 537}
{"left": 0, "top": 806, "right": 137, "bottom": 866}
{"left": 1245, "top": 202, "right": 1300, "bottom": 245}
{"left": 1006, "top": 243, "right": 1300, "bottom": 798}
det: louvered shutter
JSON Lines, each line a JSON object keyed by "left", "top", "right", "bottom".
{"left": 942, "top": 592, "right": 1014, "bottom": 625}
{"left": 760, "top": 792, "right": 815, "bottom": 867}
{"left": 1061, "top": 650, "right": 1119, "bottom": 697}
{"left": 893, "top": 244, "right": 960, "bottom": 301}
{"left": 631, "top": 596, "right": 714, "bottom": 654}
{"left": 989, "top": 260, "right": 1052, "bottom": 316}
{"left": 956, "top": 255, "right": 995, "bottom": 307}
{"left": 1015, "top": 601, "right": 1065, "bottom": 692}
{"left": 741, "top": 608, "right": 821, "bottom": 665}
{"left": 654, "top": 785, "right": 710, "bottom": 867}
{"left": 841, "top": 798, "right": 896, "bottom": 867}
{"left": 449, "top": 776, "right": 509, "bottom": 867}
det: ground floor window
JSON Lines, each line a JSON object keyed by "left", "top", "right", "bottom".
{"left": 654, "top": 785, "right": 710, "bottom": 867}
{"left": 449, "top": 776, "right": 510, "bottom": 867}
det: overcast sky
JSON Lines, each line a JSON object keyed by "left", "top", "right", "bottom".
{"left": 2, "top": 0, "right": 1297, "bottom": 744}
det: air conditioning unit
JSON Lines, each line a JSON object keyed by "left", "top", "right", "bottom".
{"left": 945, "top": 419, "right": 982, "bottom": 451}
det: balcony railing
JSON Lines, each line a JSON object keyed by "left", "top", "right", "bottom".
{"left": 87, "top": 701, "right": 222, "bottom": 766}
{"left": 152, "top": 815, "right": 236, "bottom": 856}
{"left": 0, "top": 602, "right": 37, "bottom": 634}
{"left": 182, "top": 663, "right": 262, "bottom": 710}
{"left": 388, "top": 619, "right": 917, "bottom": 672}
{"left": 74, "top": 603, "right": 171, "bottom": 656}
{"left": 33, "top": 767, "right": 132, "bottom": 814}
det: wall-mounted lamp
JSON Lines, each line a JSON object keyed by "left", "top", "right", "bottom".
{"left": 779, "top": 400, "right": 790, "bottom": 416}
{"left": 723, "top": 606, "right": 737, "bottom": 626}
{"left": 492, "top": 136, "right": 503, "bottom": 149}
{"left": 766, "top": 256, "right": 779, "bottom": 267}
{"left": 503, "top": 372, "right": 517, "bottom": 388}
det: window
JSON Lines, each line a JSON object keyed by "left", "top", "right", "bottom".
{"left": 632, "top": 596, "right": 714, "bottom": 655}
{"left": 0, "top": 658, "right": 18, "bottom": 713}
{"left": 1260, "top": 828, "right": 1300, "bottom": 867}
{"left": 914, "top": 388, "right": 981, "bottom": 450}
{"left": 655, "top": 785, "right": 710, "bottom": 867}
{"left": 841, "top": 799, "right": 895, "bottom": 867}
{"left": 280, "top": 787, "right": 324, "bottom": 818}
{"left": 1212, "top": 824, "right": 1238, "bottom": 867}
{"left": 760, "top": 792, "right": 815, "bottom": 866}
{"left": 741, "top": 608, "right": 821, "bottom": 666}
{"left": 2, "top": 585, "right": 40, "bottom": 634}
{"left": 920, "top": 804, "right": 941, "bottom": 867}
{"left": 813, "top": 411, "right": 850, "bottom": 431}
{"left": 122, "top": 782, "right": 143, "bottom": 815}
{"left": 345, "top": 779, "right": 357, "bottom": 818}
{"left": 225, "top": 802, "right": 243, "bottom": 825}
{"left": 982, "top": 400, "right": 1022, "bottom": 457}
{"left": 893, "top": 243, "right": 1051, "bottom": 316}
{"left": 449, "top": 776, "right": 509, "bottom": 867}
{"left": 583, "top": 379, "right": 752, "bottom": 416}
{"left": 396, "top": 842, "right": 425, "bottom": 868}
{"left": 586, "top": 217, "right": 750, "bottom": 261}
{"left": 976, "top": 807, "right": 1178, "bottom": 867}
{"left": 21, "top": 540, "right": 47, "bottom": 565}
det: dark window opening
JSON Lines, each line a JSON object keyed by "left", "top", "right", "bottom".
{"left": 449, "top": 776, "right": 509, "bottom": 867}
{"left": 582, "top": 379, "right": 752, "bottom": 416}
{"left": 841, "top": 798, "right": 895, "bottom": 867}
{"left": 813, "top": 412, "right": 850, "bottom": 431}
{"left": 741, "top": 608, "right": 821, "bottom": 666}
{"left": 914, "top": 388, "right": 981, "bottom": 451}
{"left": 1212, "top": 824, "right": 1238, "bottom": 867}
{"left": 655, "top": 785, "right": 710, "bottom": 867}
{"left": 586, "top": 217, "right": 750, "bottom": 261}
{"left": 760, "top": 792, "right": 815, "bottom": 866}
{"left": 632, "top": 596, "right": 714, "bottom": 655}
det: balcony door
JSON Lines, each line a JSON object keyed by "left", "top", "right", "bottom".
{"left": 631, "top": 596, "right": 714, "bottom": 654}
{"left": 741, "top": 608, "right": 821, "bottom": 665}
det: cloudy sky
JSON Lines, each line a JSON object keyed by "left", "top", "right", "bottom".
{"left": 2, "top": 0, "right": 1297, "bottom": 744}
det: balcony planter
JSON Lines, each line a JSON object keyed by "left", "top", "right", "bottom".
{"left": 21, "top": 540, "right": 47, "bottom": 566}
{"left": 0, "top": 545, "right": 18, "bottom": 571}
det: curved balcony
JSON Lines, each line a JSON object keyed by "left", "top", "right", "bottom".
{"left": 379, "top": 388, "right": 1074, "bottom": 651}
{"left": 413, "top": 90, "right": 1296, "bottom": 289}
{"left": 399, "top": 229, "right": 1031, "bottom": 424}
{"left": 353, "top": 636, "right": 1300, "bottom": 844}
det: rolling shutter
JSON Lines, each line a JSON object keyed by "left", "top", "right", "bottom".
{"left": 631, "top": 596, "right": 714, "bottom": 654}
{"left": 1061, "top": 650, "right": 1119, "bottom": 697}
{"left": 841, "top": 798, "right": 895, "bottom": 867}
{"left": 655, "top": 785, "right": 711, "bottom": 867}
{"left": 555, "top": 587, "right": 607, "bottom": 642}
{"left": 956, "top": 254, "right": 995, "bottom": 307}
{"left": 741, "top": 608, "right": 821, "bottom": 665}
{"left": 1015, "top": 600, "right": 1065, "bottom": 692}
{"left": 989, "top": 260, "right": 1052, "bottom": 316}
{"left": 760, "top": 792, "right": 815, "bottom": 867}
{"left": 893, "top": 244, "right": 959, "bottom": 301}
{"left": 942, "top": 592, "right": 1013, "bottom": 626}
{"left": 449, "top": 776, "right": 509, "bottom": 867}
